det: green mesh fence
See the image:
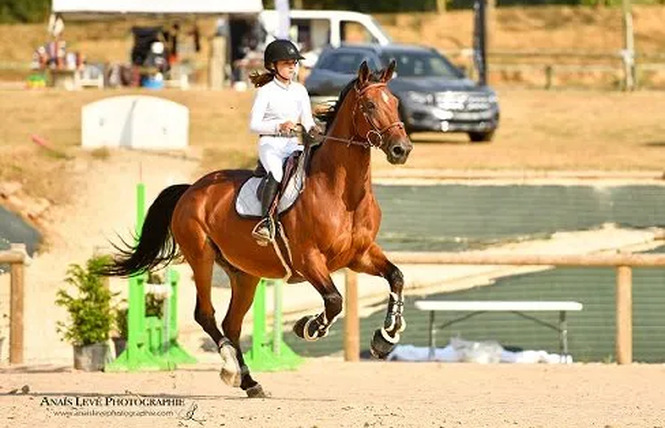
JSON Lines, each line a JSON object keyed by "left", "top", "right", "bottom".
{"left": 282, "top": 184, "right": 665, "bottom": 362}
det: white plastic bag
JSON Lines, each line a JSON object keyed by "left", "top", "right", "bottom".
{"left": 450, "top": 337, "right": 503, "bottom": 363}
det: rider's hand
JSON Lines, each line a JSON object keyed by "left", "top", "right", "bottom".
{"left": 309, "top": 124, "right": 324, "bottom": 137}
{"left": 278, "top": 121, "right": 296, "bottom": 134}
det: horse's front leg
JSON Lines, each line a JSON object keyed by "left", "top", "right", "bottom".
{"left": 292, "top": 252, "right": 343, "bottom": 341}
{"left": 350, "top": 243, "right": 406, "bottom": 359}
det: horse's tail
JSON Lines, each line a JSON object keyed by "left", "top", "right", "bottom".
{"left": 97, "top": 184, "right": 191, "bottom": 277}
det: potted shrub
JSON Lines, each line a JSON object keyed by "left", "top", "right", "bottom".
{"left": 56, "top": 255, "right": 117, "bottom": 371}
{"left": 146, "top": 292, "right": 165, "bottom": 318}
{"left": 112, "top": 304, "right": 128, "bottom": 356}
{"left": 146, "top": 271, "right": 166, "bottom": 319}
{"left": 147, "top": 272, "right": 164, "bottom": 286}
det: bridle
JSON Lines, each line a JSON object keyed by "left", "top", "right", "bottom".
{"left": 318, "top": 82, "right": 405, "bottom": 149}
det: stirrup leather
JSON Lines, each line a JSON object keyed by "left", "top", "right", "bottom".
{"left": 252, "top": 216, "right": 276, "bottom": 246}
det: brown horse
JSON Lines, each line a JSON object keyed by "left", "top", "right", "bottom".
{"left": 100, "top": 61, "right": 413, "bottom": 398}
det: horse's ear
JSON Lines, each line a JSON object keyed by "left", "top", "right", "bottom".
{"left": 381, "top": 60, "right": 396, "bottom": 82}
{"left": 357, "top": 61, "right": 370, "bottom": 85}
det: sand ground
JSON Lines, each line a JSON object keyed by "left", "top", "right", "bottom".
{"left": 1, "top": 359, "right": 664, "bottom": 428}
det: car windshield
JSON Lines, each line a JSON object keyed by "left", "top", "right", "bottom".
{"left": 380, "top": 50, "right": 462, "bottom": 79}
{"left": 317, "top": 51, "right": 380, "bottom": 74}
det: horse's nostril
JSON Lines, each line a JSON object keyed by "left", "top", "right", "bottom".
{"left": 392, "top": 146, "right": 405, "bottom": 157}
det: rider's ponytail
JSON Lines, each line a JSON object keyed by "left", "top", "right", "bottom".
{"left": 249, "top": 70, "right": 275, "bottom": 88}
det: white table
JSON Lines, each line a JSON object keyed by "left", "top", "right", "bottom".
{"left": 414, "top": 300, "right": 584, "bottom": 361}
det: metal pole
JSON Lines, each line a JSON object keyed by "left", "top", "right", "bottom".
{"left": 127, "top": 183, "right": 146, "bottom": 361}
{"left": 622, "top": 0, "right": 635, "bottom": 91}
{"left": 272, "top": 280, "right": 282, "bottom": 356}
{"left": 344, "top": 270, "right": 359, "bottom": 362}
{"left": 9, "top": 243, "right": 25, "bottom": 364}
{"left": 486, "top": 0, "right": 496, "bottom": 83}
{"left": 616, "top": 266, "right": 633, "bottom": 364}
{"left": 473, "top": 0, "right": 488, "bottom": 86}
{"left": 545, "top": 65, "right": 553, "bottom": 90}
{"left": 428, "top": 311, "right": 436, "bottom": 361}
{"left": 162, "top": 271, "right": 171, "bottom": 353}
{"left": 169, "top": 269, "right": 179, "bottom": 343}
{"left": 559, "top": 310, "right": 568, "bottom": 362}
{"left": 253, "top": 280, "right": 267, "bottom": 355}
{"left": 136, "top": 182, "right": 145, "bottom": 232}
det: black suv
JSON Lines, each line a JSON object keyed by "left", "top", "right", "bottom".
{"left": 305, "top": 44, "right": 499, "bottom": 142}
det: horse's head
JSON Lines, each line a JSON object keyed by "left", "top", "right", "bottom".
{"left": 352, "top": 60, "right": 413, "bottom": 164}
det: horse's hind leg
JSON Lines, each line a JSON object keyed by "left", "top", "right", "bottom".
{"left": 349, "top": 243, "right": 406, "bottom": 359}
{"left": 174, "top": 224, "right": 240, "bottom": 387}
{"left": 180, "top": 235, "right": 223, "bottom": 345}
{"left": 221, "top": 270, "right": 265, "bottom": 398}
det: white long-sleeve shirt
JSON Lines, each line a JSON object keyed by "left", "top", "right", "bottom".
{"left": 249, "top": 78, "right": 316, "bottom": 135}
{"left": 250, "top": 78, "right": 317, "bottom": 182}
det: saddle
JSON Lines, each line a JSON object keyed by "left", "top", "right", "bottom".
{"left": 234, "top": 131, "right": 320, "bottom": 219}
{"left": 253, "top": 153, "right": 299, "bottom": 203}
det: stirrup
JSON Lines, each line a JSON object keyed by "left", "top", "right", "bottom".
{"left": 252, "top": 216, "right": 276, "bottom": 246}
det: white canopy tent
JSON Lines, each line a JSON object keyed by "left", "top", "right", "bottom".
{"left": 50, "top": 0, "right": 266, "bottom": 88}
{"left": 51, "top": 0, "right": 263, "bottom": 17}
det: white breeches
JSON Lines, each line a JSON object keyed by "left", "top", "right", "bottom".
{"left": 258, "top": 136, "right": 303, "bottom": 183}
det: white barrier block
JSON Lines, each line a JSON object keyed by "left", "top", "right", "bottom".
{"left": 81, "top": 95, "right": 189, "bottom": 150}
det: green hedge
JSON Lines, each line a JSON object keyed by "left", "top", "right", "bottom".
{"left": 0, "top": 0, "right": 50, "bottom": 23}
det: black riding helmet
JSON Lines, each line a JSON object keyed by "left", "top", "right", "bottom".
{"left": 263, "top": 39, "right": 305, "bottom": 71}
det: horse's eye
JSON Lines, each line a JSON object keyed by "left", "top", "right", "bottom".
{"left": 366, "top": 101, "right": 376, "bottom": 110}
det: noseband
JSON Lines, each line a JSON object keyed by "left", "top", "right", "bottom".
{"left": 352, "top": 83, "right": 405, "bottom": 148}
{"left": 319, "top": 82, "right": 405, "bottom": 149}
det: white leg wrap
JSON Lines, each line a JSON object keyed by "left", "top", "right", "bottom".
{"left": 380, "top": 327, "right": 400, "bottom": 344}
{"left": 384, "top": 292, "right": 404, "bottom": 333}
{"left": 218, "top": 342, "right": 241, "bottom": 388}
{"left": 385, "top": 314, "right": 396, "bottom": 332}
{"left": 398, "top": 317, "right": 407, "bottom": 332}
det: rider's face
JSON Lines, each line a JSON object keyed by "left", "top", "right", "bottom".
{"left": 275, "top": 59, "right": 297, "bottom": 80}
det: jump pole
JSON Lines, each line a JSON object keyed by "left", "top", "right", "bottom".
{"left": 243, "top": 279, "right": 302, "bottom": 371}
{"left": 106, "top": 183, "right": 196, "bottom": 371}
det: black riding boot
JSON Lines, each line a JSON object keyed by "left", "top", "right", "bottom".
{"left": 252, "top": 173, "right": 280, "bottom": 245}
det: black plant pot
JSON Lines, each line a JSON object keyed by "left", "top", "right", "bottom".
{"left": 112, "top": 337, "right": 127, "bottom": 357}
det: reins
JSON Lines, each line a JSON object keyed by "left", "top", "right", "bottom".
{"left": 299, "top": 82, "right": 405, "bottom": 149}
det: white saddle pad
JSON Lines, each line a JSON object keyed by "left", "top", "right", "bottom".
{"left": 235, "top": 154, "right": 307, "bottom": 218}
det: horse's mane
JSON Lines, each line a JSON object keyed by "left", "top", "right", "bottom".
{"left": 317, "top": 71, "right": 383, "bottom": 133}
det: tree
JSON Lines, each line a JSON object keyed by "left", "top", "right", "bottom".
{"left": 0, "top": 0, "right": 51, "bottom": 23}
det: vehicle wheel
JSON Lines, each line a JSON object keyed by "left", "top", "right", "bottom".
{"left": 468, "top": 131, "right": 495, "bottom": 143}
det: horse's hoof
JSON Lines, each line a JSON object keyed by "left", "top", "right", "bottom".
{"left": 220, "top": 366, "right": 241, "bottom": 388}
{"left": 293, "top": 315, "right": 320, "bottom": 341}
{"left": 293, "top": 316, "right": 308, "bottom": 339}
{"left": 218, "top": 342, "right": 241, "bottom": 388}
{"left": 246, "top": 384, "right": 269, "bottom": 398}
{"left": 370, "top": 328, "right": 399, "bottom": 360}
